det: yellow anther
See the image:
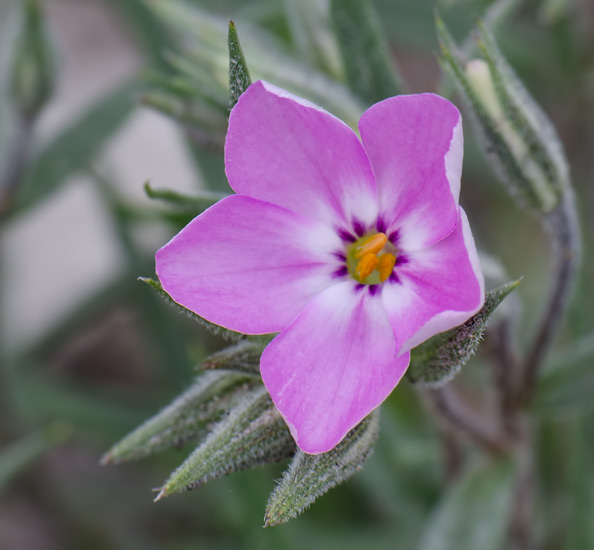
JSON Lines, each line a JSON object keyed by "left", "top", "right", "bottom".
{"left": 377, "top": 253, "right": 396, "bottom": 282}
{"left": 356, "top": 253, "right": 379, "bottom": 280}
{"left": 353, "top": 232, "right": 388, "bottom": 259}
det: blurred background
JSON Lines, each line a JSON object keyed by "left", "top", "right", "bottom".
{"left": 0, "top": 0, "right": 593, "bottom": 548}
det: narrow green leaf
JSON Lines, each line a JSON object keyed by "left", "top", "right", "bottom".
{"left": 200, "top": 339, "right": 273, "bottom": 375}
{"left": 144, "top": 181, "right": 228, "bottom": 211}
{"left": 155, "top": 386, "right": 294, "bottom": 499}
{"left": 407, "top": 280, "right": 521, "bottom": 386}
{"left": 101, "top": 371, "right": 259, "bottom": 464}
{"left": 228, "top": 20, "right": 252, "bottom": 109}
{"left": 12, "top": 80, "right": 137, "bottom": 215}
{"left": 330, "top": 0, "right": 401, "bottom": 104}
{"left": 420, "top": 458, "right": 516, "bottom": 550}
{"left": 139, "top": 277, "right": 244, "bottom": 341}
{"left": 264, "top": 410, "right": 379, "bottom": 526}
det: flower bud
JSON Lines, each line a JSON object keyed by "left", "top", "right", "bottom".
{"left": 437, "top": 17, "right": 570, "bottom": 213}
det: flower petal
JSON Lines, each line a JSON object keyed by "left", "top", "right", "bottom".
{"left": 359, "top": 93, "right": 463, "bottom": 249}
{"left": 382, "top": 207, "right": 484, "bottom": 353}
{"left": 261, "top": 281, "right": 410, "bottom": 454}
{"left": 156, "top": 195, "right": 344, "bottom": 334}
{"left": 225, "top": 80, "right": 379, "bottom": 231}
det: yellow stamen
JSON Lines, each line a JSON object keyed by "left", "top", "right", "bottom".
{"left": 353, "top": 232, "right": 388, "bottom": 259}
{"left": 356, "top": 253, "right": 379, "bottom": 280}
{"left": 377, "top": 253, "right": 396, "bottom": 282}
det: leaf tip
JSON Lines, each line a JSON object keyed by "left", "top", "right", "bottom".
{"left": 153, "top": 488, "right": 167, "bottom": 502}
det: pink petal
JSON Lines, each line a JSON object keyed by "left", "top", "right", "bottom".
{"left": 225, "top": 81, "right": 379, "bottom": 231}
{"left": 382, "top": 207, "right": 484, "bottom": 354}
{"left": 156, "top": 195, "right": 344, "bottom": 334}
{"left": 359, "top": 93, "right": 463, "bottom": 250}
{"left": 261, "top": 281, "right": 410, "bottom": 454}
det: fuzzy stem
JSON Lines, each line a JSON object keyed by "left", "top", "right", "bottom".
{"left": 518, "top": 191, "right": 581, "bottom": 404}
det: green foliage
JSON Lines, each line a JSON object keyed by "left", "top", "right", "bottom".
{"left": 265, "top": 410, "right": 380, "bottom": 526}
{"left": 331, "top": 0, "right": 402, "bottom": 103}
{"left": 420, "top": 458, "right": 516, "bottom": 550}
{"left": 228, "top": 21, "right": 252, "bottom": 108}
{"left": 407, "top": 280, "right": 521, "bottom": 386}
{"left": 155, "top": 386, "right": 294, "bottom": 499}
{"left": 12, "top": 80, "right": 137, "bottom": 216}
{"left": 101, "top": 371, "right": 260, "bottom": 464}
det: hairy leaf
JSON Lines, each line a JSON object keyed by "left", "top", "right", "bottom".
{"left": 407, "top": 280, "right": 521, "bottom": 386}
{"left": 228, "top": 20, "right": 252, "bottom": 108}
{"left": 101, "top": 371, "right": 259, "bottom": 464}
{"left": 264, "top": 410, "right": 379, "bottom": 526}
{"left": 155, "top": 386, "right": 294, "bottom": 499}
{"left": 139, "top": 277, "right": 244, "bottom": 341}
{"left": 199, "top": 338, "right": 273, "bottom": 375}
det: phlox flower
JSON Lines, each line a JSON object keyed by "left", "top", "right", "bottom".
{"left": 156, "top": 81, "right": 484, "bottom": 454}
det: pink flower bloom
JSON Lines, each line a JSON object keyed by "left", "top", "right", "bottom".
{"left": 156, "top": 81, "right": 484, "bottom": 454}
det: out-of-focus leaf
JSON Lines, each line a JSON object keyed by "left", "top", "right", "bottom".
{"left": 139, "top": 277, "right": 244, "bottom": 342}
{"left": 0, "top": 423, "right": 71, "bottom": 494}
{"left": 228, "top": 20, "right": 252, "bottom": 108}
{"left": 155, "top": 386, "right": 294, "bottom": 499}
{"left": 12, "top": 80, "right": 137, "bottom": 216}
{"left": 147, "top": 0, "right": 364, "bottom": 128}
{"left": 264, "top": 410, "right": 379, "bottom": 526}
{"left": 200, "top": 339, "right": 273, "bottom": 375}
{"left": 282, "top": 0, "right": 341, "bottom": 78}
{"left": 407, "top": 280, "right": 521, "bottom": 386}
{"left": 534, "top": 334, "right": 594, "bottom": 414}
{"left": 144, "top": 181, "right": 228, "bottom": 211}
{"left": 330, "top": 0, "right": 402, "bottom": 103}
{"left": 420, "top": 458, "right": 516, "bottom": 550}
{"left": 101, "top": 371, "right": 260, "bottom": 464}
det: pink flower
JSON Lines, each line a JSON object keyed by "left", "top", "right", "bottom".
{"left": 156, "top": 81, "right": 484, "bottom": 454}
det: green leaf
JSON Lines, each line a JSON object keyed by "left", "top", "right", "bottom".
{"left": 101, "top": 371, "right": 259, "bottom": 464}
{"left": 534, "top": 334, "right": 594, "bottom": 414}
{"left": 330, "top": 0, "right": 402, "bottom": 104}
{"left": 200, "top": 339, "right": 274, "bottom": 375}
{"left": 139, "top": 277, "right": 244, "bottom": 341}
{"left": 144, "top": 181, "right": 228, "bottom": 211}
{"left": 282, "top": 0, "right": 341, "bottom": 78}
{"left": 420, "top": 458, "right": 516, "bottom": 550}
{"left": 155, "top": 386, "right": 294, "bottom": 499}
{"left": 264, "top": 409, "right": 379, "bottom": 526}
{"left": 407, "top": 280, "right": 521, "bottom": 386}
{"left": 12, "top": 79, "right": 137, "bottom": 216}
{"left": 228, "top": 20, "right": 252, "bottom": 109}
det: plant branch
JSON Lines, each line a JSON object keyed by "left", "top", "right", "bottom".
{"left": 426, "top": 385, "right": 510, "bottom": 456}
{"left": 518, "top": 192, "right": 581, "bottom": 404}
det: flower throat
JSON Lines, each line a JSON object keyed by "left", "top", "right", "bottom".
{"left": 346, "top": 232, "right": 397, "bottom": 284}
